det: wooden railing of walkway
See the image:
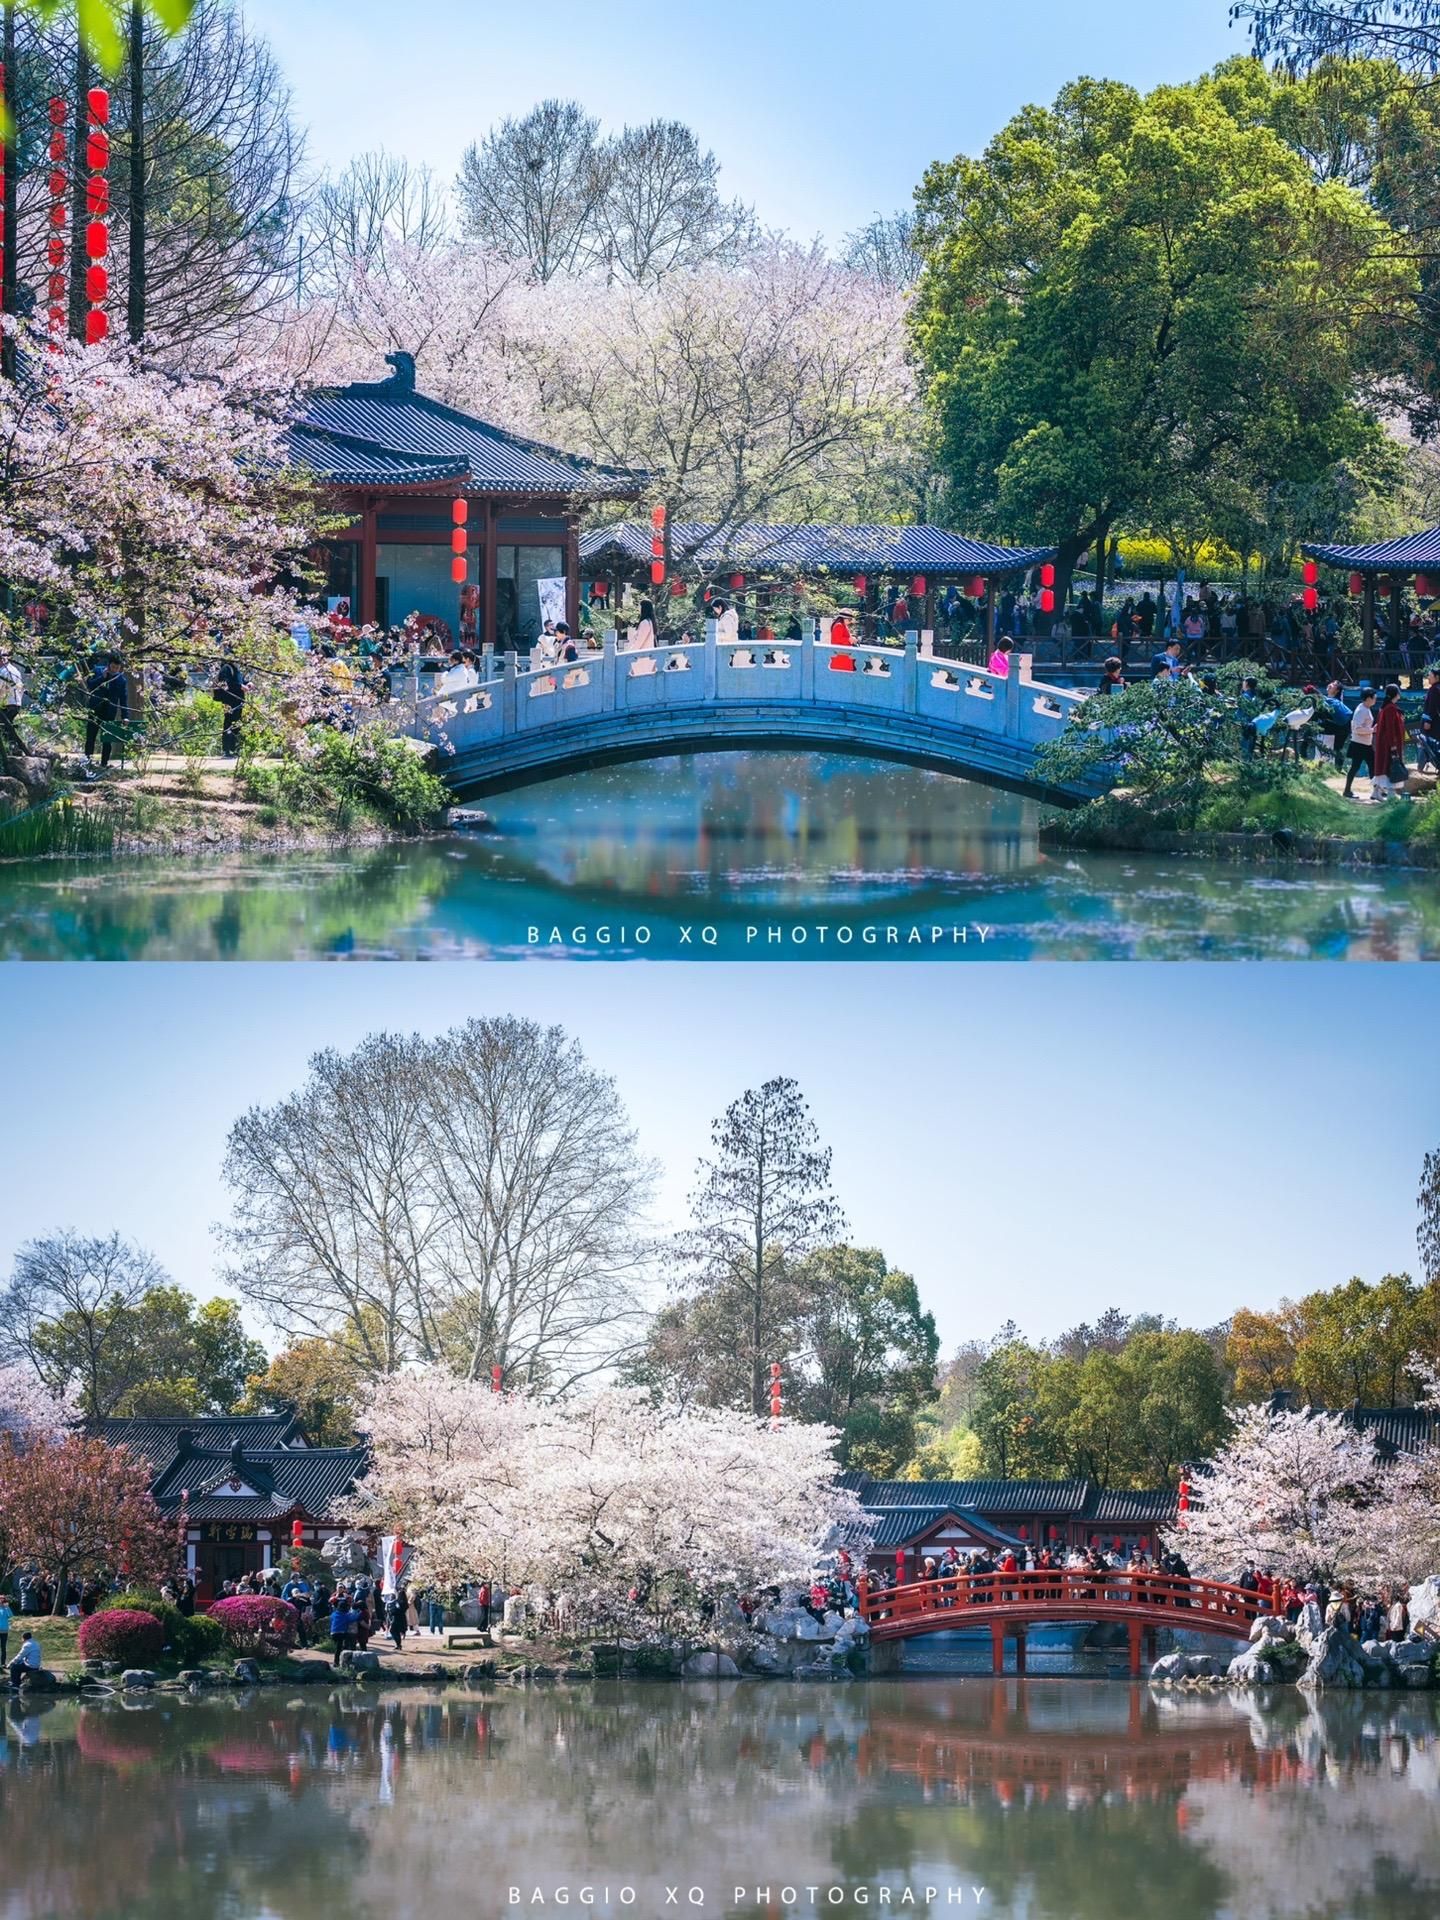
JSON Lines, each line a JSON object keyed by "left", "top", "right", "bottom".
{"left": 857, "top": 1568, "right": 1262, "bottom": 1675}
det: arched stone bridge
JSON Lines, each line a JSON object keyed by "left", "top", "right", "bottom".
{"left": 408, "top": 629, "right": 1098, "bottom": 804}
{"left": 859, "top": 1568, "right": 1261, "bottom": 1675}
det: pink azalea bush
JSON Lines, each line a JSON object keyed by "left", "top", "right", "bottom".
{"left": 207, "top": 1595, "right": 300, "bottom": 1656}
{"left": 77, "top": 1608, "right": 165, "bottom": 1666}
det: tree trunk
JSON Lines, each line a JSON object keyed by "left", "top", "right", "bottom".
{"left": 1, "top": 2, "right": 17, "bottom": 381}
{"left": 69, "top": 37, "right": 92, "bottom": 341}
{"left": 750, "top": 1235, "right": 763, "bottom": 1419}
{"left": 126, "top": 0, "right": 145, "bottom": 345}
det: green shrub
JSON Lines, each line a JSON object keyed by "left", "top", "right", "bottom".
{"left": 98, "top": 1589, "right": 225, "bottom": 1665}
{"left": 163, "top": 693, "right": 224, "bottom": 758}
{"left": 242, "top": 726, "right": 446, "bottom": 832}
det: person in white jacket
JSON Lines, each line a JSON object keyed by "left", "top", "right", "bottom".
{"left": 1343, "top": 686, "right": 1376, "bottom": 798}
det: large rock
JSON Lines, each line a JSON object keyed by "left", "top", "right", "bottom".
{"left": 1150, "top": 1651, "right": 1190, "bottom": 1681}
{"left": 1389, "top": 1637, "right": 1434, "bottom": 1669}
{"left": 232, "top": 1659, "right": 262, "bottom": 1686}
{"left": 746, "top": 1641, "right": 786, "bottom": 1675}
{"left": 1249, "top": 1615, "right": 1295, "bottom": 1645}
{"left": 832, "top": 1615, "right": 870, "bottom": 1649}
{"left": 1407, "top": 1575, "right": 1440, "bottom": 1633}
{"left": 120, "top": 1670, "right": 156, "bottom": 1691}
{"left": 1298, "top": 1625, "right": 1368, "bottom": 1690}
{"left": 0, "top": 776, "right": 29, "bottom": 808}
{"left": 1226, "top": 1646, "right": 1279, "bottom": 1688}
{"left": 337, "top": 1649, "right": 381, "bottom": 1676}
{"left": 16, "top": 1668, "right": 59, "bottom": 1692}
{"left": 1, "top": 754, "right": 53, "bottom": 799}
{"left": 754, "top": 1606, "right": 809, "bottom": 1641}
{"left": 681, "top": 1651, "right": 742, "bottom": 1680}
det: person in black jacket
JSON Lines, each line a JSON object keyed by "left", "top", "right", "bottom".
{"left": 213, "top": 655, "right": 246, "bottom": 757}
{"left": 84, "top": 652, "right": 130, "bottom": 766}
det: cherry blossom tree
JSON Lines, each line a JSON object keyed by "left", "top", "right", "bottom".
{"left": 1164, "top": 1401, "right": 1384, "bottom": 1582}
{"left": 0, "top": 1431, "right": 178, "bottom": 1612}
{"left": 1355, "top": 1359, "right": 1440, "bottom": 1586}
{"left": 344, "top": 1370, "right": 871, "bottom": 1638}
{"left": 0, "top": 321, "right": 336, "bottom": 720}
{"left": 0, "top": 1361, "right": 75, "bottom": 1445}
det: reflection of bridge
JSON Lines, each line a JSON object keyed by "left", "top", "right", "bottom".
{"left": 859, "top": 1569, "right": 1261, "bottom": 1675}
{"left": 411, "top": 631, "right": 1096, "bottom": 804}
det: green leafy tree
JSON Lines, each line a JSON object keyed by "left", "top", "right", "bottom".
{"left": 32, "top": 1284, "right": 266, "bottom": 1417}
{"left": 910, "top": 69, "right": 1415, "bottom": 598}
{"left": 787, "top": 1246, "right": 939, "bottom": 1475}
{"left": 239, "top": 1332, "right": 366, "bottom": 1447}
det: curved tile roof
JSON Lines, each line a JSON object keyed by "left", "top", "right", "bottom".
{"left": 151, "top": 1444, "right": 367, "bottom": 1520}
{"left": 290, "top": 360, "right": 641, "bottom": 498}
{"left": 1304, "top": 527, "right": 1440, "bottom": 572}
{"left": 581, "top": 521, "right": 1057, "bottom": 575}
{"left": 92, "top": 1413, "right": 303, "bottom": 1478}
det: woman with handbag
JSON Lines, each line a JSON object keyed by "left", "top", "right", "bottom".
{"left": 1372, "top": 684, "right": 1408, "bottom": 801}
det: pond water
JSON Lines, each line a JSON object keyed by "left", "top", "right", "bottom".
{"left": 0, "top": 753, "right": 1436, "bottom": 960}
{"left": 3, "top": 1678, "right": 1437, "bottom": 1920}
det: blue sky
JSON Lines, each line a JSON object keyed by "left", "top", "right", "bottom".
{"left": 243, "top": 0, "right": 1246, "bottom": 246}
{"left": 0, "top": 963, "right": 1428, "bottom": 1357}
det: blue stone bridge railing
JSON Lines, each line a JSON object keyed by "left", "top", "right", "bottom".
{"left": 402, "top": 623, "right": 1094, "bottom": 802}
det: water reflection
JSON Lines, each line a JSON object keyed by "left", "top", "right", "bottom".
{"left": 0, "top": 754, "right": 1437, "bottom": 959}
{"left": 3, "top": 1681, "right": 1437, "bottom": 1920}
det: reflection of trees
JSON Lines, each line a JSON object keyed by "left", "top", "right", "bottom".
{"left": 5, "top": 1677, "right": 1440, "bottom": 1919}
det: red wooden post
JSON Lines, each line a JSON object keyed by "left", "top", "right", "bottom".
{"left": 359, "top": 498, "right": 378, "bottom": 624}
{"left": 1127, "top": 1619, "right": 1143, "bottom": 1678}
{"left": 990, "top": 1620, "right": 1004, "bottom": 1676}
{"left": 1015, "top": 1628, "right": 1027, "bottom": 1676}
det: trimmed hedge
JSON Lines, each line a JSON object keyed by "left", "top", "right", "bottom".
{"left": 77, "top": 1608, "right": 165, "bottom": 1666}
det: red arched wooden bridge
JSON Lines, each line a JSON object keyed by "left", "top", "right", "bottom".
{"left": 857, "top": 1568, "right": 1262, "bottom": 1675}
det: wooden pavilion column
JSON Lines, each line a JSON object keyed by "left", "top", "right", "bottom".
{"left": 358, "top": 497, "right": 378, "bottom": 625}
{"left": 1362, "top": 575, "right": 1375, "bottom": 656}
{"left": 985, "top": 578, "right": 998, "bottom": 651}
{"left": 1390, "top": 575, "right": 1405, "bottom": 669}
{"left": 482, "top": 500, "right": 499, "bottom": 653}
{"left": 566, "top": 516, "right": 581, "bottom": 633}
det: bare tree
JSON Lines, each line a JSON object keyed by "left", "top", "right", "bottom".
{"left": 842, "top": 210, "right": 920, "bottom": 291}
{"left": 456, "top": 98, "right": 606, "bottom": 282}
{"left": 0, "top": 1231, "right": 169, "bottom": 1416}
{"left": 218, "top": 1017, "right": 653, "bottom": 1391}
{"left": 1235, "top": 0, "right": 1440, "bottom": 71}
{"left": 1420, "top": 1145, "right": 1440, "bottom": 1284}
{"left": 593, "top": 119, "right": 755, "bottom": 285}
{"left": 305, "top": 148, "right": 451, "bottom": 294}
{"left": 676, "top": 1078, "right": 845, "bottom": 1418}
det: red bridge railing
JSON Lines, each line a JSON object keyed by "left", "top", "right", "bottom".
{"left": 857, "top": 1567, "right": 1261, "bottom": 1671}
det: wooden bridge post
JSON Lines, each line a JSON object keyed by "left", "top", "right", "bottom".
{"left": 1014, "top": 1628, "right": 1027, "bottom": 1676}
{"left": 1127, "top": 1619, "right": 1143, "bottom": 1679}
{"left": 903, "top": 631, "right": 918, "bottom": 714}
{"left": 990, "top": 1621, "right": 1005, "bottom": 1676}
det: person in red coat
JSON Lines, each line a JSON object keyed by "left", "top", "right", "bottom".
{"left": 1372, "top": 684, "right": 1408, "bottom": 800}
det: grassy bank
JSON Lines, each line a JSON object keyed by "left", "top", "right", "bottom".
{"left": 1044, "top": 767, "right": 1440, "bottom": 865}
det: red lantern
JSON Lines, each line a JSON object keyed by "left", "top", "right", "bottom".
{"left": 1040, "top": 561, "right": 1056, "bottom": 588}
{"left": 1018, "top": 1525, "right": 1028, "bottom": 1540}
{"left": 450, "top": 557, "right": 466, "bottom": 584}
{"left": 650, "top": 560, "right": 665, "bottom": 586}
{"left": 968, "top": 574, "right": 986, "bottom": 599}
{"left": 1349, "top": 572, "right": 1364, "bottom": 597}
{"left": 451, "top": 528, "right": 467, "bottom": 555}
{"left": 1303, "top": 559, "right": 1318, "bottom": 587}
{"left": 650, "top": 504, "right": 666, "bottom": 530}
{"left": 1040, "top": 588, "right": 1055, "bottom": 613}
{"left": 1417, "top": 574, "right": 1433, "bottom": 598}
{"left": 1303, "top": 586, "right": 1319, "bottom": 611}
{"left": 452, "top": 498, "right": 468, "bottom": 525}
{"left": 911, "top": 574, "right": 926, "bottom": 597}
{"left": 1378, "top": 576, "right": 1393, "bottom": 595}
{"left": 1048, "top": 1525, "right": 1058, "bottom": 1542}
{"left": 491, "top": 1364, "right": 502, "bottom": 1392}
{"left": 729, "top": 572, "right": 744, "bottom": 592}
{"left": 650, "top": 533, "right": 664, "bottom": 560}
{"left": 590, "top": 578, "right": 608, "bottom": 600}
{"left": 853, "top": 574, "right": 867, "bottom": 594}
{"left": 48, "top": 96, "right": 66, "bottom": 125}
{"left": 84, "top": 89, "right": 109, "bottom": 345}
{"left": 1112, "top": 1536, "right": 1122, "bottom": 1553}
{"left": 669, "top": 577, "right": 686, "bottom": 596}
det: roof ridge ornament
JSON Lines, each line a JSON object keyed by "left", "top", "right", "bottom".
{"left": 383, "top": 350, "right": 417, "bottom": 393}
